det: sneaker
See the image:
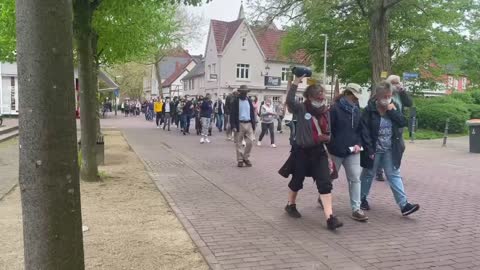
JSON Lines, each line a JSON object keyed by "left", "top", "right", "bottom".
{"left": 317, "top": 197, "right": 323, "bottom": 209}
{"left": 376, "top": 173, "right": 385, "bottom": 181}
{"left": 285, "top": 204, "right": 302, "bottom": 218}
{"left": 360, "top": 198, "right": 370, "bottom": 211}
{"left": 271, "top": 144, "right": 277, "bottom": 148}
{"left": 351, "top": 210, "right": 369, "bottom": 222}
{"left": 242, "top": 140, "right": 246, "bottom": 147}
{"left": 327, "top": 215, "right": 343, "bottom": 231}
{"left": 237, "top": 161, "right": 244, "bottom": 167}
{"left": 205, "top": 138, "right": 211, "bottom": 143}
{"left": 156, "top": 126, "right": 160, "bottom": 129}
{"left": 257, "top": 141, "right": 262, "bottom": 146}
{"left": 200, "top": 138, "right": 205, "bottom": 144}
{"left": 243, "top": 160, "right": 252, "bottom": 167}
{"left": 401, "top": 203, "right": 420, "bottom": 216}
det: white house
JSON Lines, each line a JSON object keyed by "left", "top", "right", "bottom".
{"left": 202, "top": 5, "right": 310, "bottom": 102}
{"left": 143, "top": 48, "right": 201, "bottom": 99}
{"left": 1, "top": 62, "right": 118, "bottom": 116}
{"left": 0, "top": 62, "right": 18, "bottom": 115}
{"left": 182, "top": 60, "right": 205, "bottom": 96}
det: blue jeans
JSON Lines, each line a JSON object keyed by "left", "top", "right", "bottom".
{"left": 216, "top": 114, "right": 224, "bottom": 130}
{"left": 332, "top": 154, "right": 361, "bottom": 212}
{"left": 360, "top": 150, "right": 408, "bottom": 209}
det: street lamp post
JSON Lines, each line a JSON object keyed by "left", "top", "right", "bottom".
{"left": 320, "top": 34, "right": 328, "bottom": 85}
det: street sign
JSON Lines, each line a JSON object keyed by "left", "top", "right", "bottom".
{"left": 264, "top": 76, "right": 281, "bottom": 86}
{"left": 114, "top": 88, "right": 120, "bottom": 97}
{"left": 210, "top": 74, "right": 218, "bottom": 80}
{"left": 403, "top": 72, "right": 419, "bottom": 81}
{"left": 380, "top": 71, "right": 388, "bottom": 78}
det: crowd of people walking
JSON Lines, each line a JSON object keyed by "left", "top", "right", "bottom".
{"left": 128, "top": 72, "right": 419, "bottom": 232}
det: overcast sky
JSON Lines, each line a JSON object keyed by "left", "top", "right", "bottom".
{"left": 183, "top": 0, "right": 252, "bottom": 56}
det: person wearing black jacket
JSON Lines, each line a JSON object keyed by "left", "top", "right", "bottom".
{"left": 359, "top": 81, "right": 420, "bottom": 216}
{"left": 230, "top": 85, "right": 256, "bottom": 167}
{"left": 225, "top": 92, "right": 237, "bottom": 141}
{"left": 376, "top": 75, "right": 413, "bottom": 182}
{"left": 327, "top": 83, "right": 368, "bottom": 222}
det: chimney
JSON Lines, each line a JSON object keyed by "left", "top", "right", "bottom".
{"left": 175, "top": 62, "right": 180, "bottom": 70}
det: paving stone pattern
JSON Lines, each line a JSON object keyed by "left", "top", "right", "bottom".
{"left": 112, "top": 117, "right": 480, "bottom": 270}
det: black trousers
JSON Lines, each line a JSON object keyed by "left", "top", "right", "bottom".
{"left": 259, "top": 122, "right": 275, "bottom": 144}
{"left": 288, "top": 145, "right": 332, "bottom": 194}
{"left": 155, "top": 112, "right": 162, "bottom": 126}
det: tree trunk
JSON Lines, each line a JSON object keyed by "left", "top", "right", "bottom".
{"left": 370, "top": 1, "right": 392, "bottom": 95}
{"left": 74, "top": 0, "right": 99, "bottom": 181}
{"left": 16, "top": 0, "right": 85, "bottom": 269}
{"left": 92, "top": 32, "right": 101, "bottom": 137}
{"left": 155, "top": 62, "right": 163, "bottom": 98}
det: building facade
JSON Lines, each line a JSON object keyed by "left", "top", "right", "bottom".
{"left": 0, "top": 63, "right": 19, "bottom": 115}
{"left": 201, "top": 6, "right": 310, "bottom": 102}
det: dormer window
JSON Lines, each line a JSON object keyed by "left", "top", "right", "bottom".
{"left": 241, "top": 38, "right": 247, "bottom": 49}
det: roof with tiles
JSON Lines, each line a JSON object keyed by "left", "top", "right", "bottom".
{"left": 161, "top": 59, "right": 193, "bottom": 87}
{"left": 210, "top": 18, "right": 309, "bottom": 65}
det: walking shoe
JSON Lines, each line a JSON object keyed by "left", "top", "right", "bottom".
{"left": 351, "top": 210, "right": 369, "bottom": 222}
{"left": 205, "top": 138, "right": 211, "bottom": 143}
{"left": 401, "top": 203, "right": 420, "bottom": 216}
{"left": 376, "top": 173, "right": 385, "bottom": 181}
{"left": 271, "top": 144, "right": 277, "bottom": 148}
{"left": 156, "top": 126, "right": 160, "bottom": 129}
{"left": 237, "top": 161, "right": 244, "bottom": 167}
{"left": 317, "top": 197, "right": 323, "bottom": 209}
{"left": 243, "top": 160, "right": 252, "bottom": 167}
{"left": 360, "top": 198, "right": 370, "bottom": 211}
{"left": 200, "top": 138, "right": 205, "bottom": 144}
{"left": 327, "top": 215, "right": 343, "bottom": 230}
{"left": 285, "top": 204, "right": 302, "bottom": 218}
{"left": 257, "top": 141, "right": 262, "bottom": 146}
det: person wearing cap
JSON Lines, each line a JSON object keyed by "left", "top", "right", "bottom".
{"left": 325, "top": 83, "right": 368, "bottom": 222}
{"left": 230, "top": 85, "right": 256, "bottom": 167}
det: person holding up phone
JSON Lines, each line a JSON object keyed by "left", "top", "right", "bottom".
{"left": 284, "top": 75, "right": 343, "bottom": 231}
{"left": 359, "top": 81, "right": 419, "bottom": 216}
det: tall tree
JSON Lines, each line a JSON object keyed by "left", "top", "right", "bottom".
{"left": 73, "top": 0, "right": 207, "bottom": 181}
{"left": 251, "top": 0, "right": 478, "bottom": 91}
{"left": 16, "top": 0, "right": 84, "bottom": 269}
{"left": 0, "top": 0, "right": 15, "bottom": 61}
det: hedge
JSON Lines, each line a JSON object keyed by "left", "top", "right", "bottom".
{"left": 465, "top": 104, "right": 480, "bottom": 119}
{"left": 416, "top": 103, "right": 469, "bottom": 133}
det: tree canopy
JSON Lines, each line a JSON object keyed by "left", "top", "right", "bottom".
{"left": 251, "top": 0, "right": 480, "bottom": 85}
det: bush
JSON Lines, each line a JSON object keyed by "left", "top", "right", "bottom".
{"left": 449, "top": 92, "right": 474, "bottom": 104}
{"left": 465, "top": 104, "right": 480, "bottom": 119}
{"left": 470, "top": 90, "right": 480, "bottom": 105}
{"left": 417, "top": 103, "right": 469, "bottom": 133}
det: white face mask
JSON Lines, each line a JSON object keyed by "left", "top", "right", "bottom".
{"left": 378, "top": 98, "right": 392, "bottom": 107}
{"left": 311, "top": 100, "right": 326, "bottom": 108}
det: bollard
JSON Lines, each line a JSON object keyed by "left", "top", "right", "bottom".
{"left": 410, "top": 116, "right": 416, "bottom": 143}
{"left": 442, "top": 118, "right": 450, "bottom": 147}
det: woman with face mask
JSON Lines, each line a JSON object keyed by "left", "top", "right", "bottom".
{"left": 284, "top": 76, "right": 343, "bottom": 231}
{"left": 257, "top": 98, "right": 277, "bottom": 147}
{"left": 359, "top": 81, "right": 420, "bottom": 216}
{"left": 325, "top": 83, "right": 368, "bottom": 222}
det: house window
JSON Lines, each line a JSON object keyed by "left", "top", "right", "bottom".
{"left": 212, "top": 64, "right": 216, "bottom": 74}
{"left": 208, "top": 65, "right": 211, "bottom": 76}
{"left": 236, "top": 64, "right": 250, "bottom": 79}
{"left": 281, "top": 67, "right": 290, "bottom": 82}
{"left": 241, "top": 38, "right": 247, "bottom": 48}
{"left": 184, "top": 81, "right": 188, "bottom": 91}
{"left": 191, "top": 79, "right": 194, "bottom": 89}
{"left": 272, "top": 96, "right": 281, "bottom": 103}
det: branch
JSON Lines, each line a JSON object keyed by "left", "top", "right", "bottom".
{"left": 383, "top": 0, "right": 403, "bottom": 10}
{"left": 355, "top": 0, "right": 368, "bottom": 17}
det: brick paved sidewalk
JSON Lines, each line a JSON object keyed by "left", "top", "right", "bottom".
{"left": 113, "top": 117, "right": 480, "bottom": 270}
